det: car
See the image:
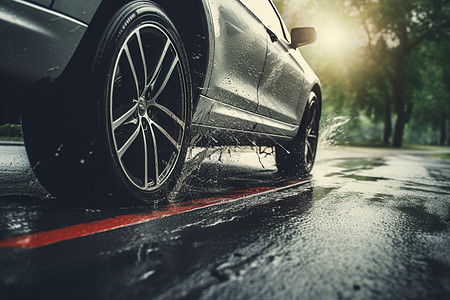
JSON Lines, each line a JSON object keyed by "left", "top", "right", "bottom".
{"left": 0, "top": 0, "right": 321, "bottom": 203}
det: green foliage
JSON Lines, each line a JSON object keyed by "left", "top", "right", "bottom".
{"left": 0, "top": 123, "right": 23, "bottom": 140}
{"left": 408, "top": 39, "right": 450, "bottom": 144}
{"left": 275, "top": 0, "right": 450, "bottom": 146}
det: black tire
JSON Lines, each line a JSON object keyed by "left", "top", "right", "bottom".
{"left": 22, "top": 1, "right": 192, "bottom": 204}
{"left": 276, "top": 91, "right": 320, "bottom": 176}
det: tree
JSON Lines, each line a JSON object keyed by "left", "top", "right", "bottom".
{"left": 410, "top": 39, "right": 450, "bottom": 145}
{"left": 310, "top": 0, "right": 450, "bottom": 146}
{"left": 275, "top": 0, "right": 450, "bottom": 146}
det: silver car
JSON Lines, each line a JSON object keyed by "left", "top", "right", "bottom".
{"left": 0, "top": 0, "right": 321, "bottom": 203}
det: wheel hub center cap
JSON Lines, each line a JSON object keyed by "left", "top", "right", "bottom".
{"left": 138, "top": 98, "right": 147, "bottom": 116}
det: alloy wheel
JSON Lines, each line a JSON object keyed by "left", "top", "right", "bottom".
{"left": 304, "top": 96, "right": 319, "bottom": 170}
{"left": 110, "top": 23, "right": 187, "bottom": 191}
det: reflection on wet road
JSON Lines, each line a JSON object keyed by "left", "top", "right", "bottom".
{"left": 0, "top": 143, "right": 449, "bottom": 299}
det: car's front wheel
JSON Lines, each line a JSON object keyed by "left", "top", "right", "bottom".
{"left": 22, "top": 1, "right": 192, "bottom": 203}
{"left": 276, "top": 91, "right": 320, "bottom": 176}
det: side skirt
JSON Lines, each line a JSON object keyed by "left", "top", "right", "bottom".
{"left": 191, "top": 95, "right": 298, "bottom": 147}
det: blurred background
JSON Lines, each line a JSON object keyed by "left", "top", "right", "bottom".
{"left": 1, "top": 0, "right": 449, "bottom": 148}
{"left": 274, "top": 0, "right": 450, "bottom": 147}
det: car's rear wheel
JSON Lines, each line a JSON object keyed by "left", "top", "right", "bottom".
{"left": 276, "top": 91, "right": 320, "bottom": 176}
{"left": 22, "top": 1, "right": 192, "bottom": 203}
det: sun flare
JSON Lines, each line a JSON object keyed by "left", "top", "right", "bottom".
{"left": 315, "top": 23, "right": 357, "bottom": 55}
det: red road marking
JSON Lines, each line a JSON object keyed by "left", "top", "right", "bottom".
{"left": 0, "top": 180, "right": 306, "bottom": 249}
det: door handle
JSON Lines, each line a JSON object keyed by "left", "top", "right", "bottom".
{"left": 266, "top": 27, "right": 278, "bottom": 43}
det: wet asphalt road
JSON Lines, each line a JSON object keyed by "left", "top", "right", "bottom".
{"left": 0, "top": 142, "right": 449, "bottom": 299}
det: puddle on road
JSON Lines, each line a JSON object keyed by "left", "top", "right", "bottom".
{"left": 0, "top": 144, "right": 313, "bottom": 244}
{"left": 341, "top": 174, "right": 387, "bottom": 182}
{"left": 2, "top": 134, "right": 450, "bottom": 299}
{"left": 396, "top": 203, "right": 448, "bottom": 233}
{"left": 335, "top": 158, "right": 387, "bottom": 171}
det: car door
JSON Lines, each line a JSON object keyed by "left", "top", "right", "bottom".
{"left": 247, "top": 0, "right": 307, "bottom": 134}
{"left": 199, "top": 0, "right": 267, "bottom": 131}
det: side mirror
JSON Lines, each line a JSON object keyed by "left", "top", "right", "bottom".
{"left": 290, "top": 27, "right": 317, "bottom": 48}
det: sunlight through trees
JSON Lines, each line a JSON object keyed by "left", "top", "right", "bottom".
{"left": 274, "top": 0, "right": 450, "bottom": 146}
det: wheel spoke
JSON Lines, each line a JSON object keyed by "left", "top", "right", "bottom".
{"left": 118, "top": 124, "right": 141, "bottom": 159}
{"left": 151, "top": 103, "right": 185, "bottom": 128}
{"left": 306, "top": 140, "right": 313, "bottom": 159}
{"left": 150, "top": 56, "right": 179, "bottom": 102}
{"left": 151, "top": 119, "right": 181, "bottom": 151}
{"left": 142, "top": 124, "right": 149, "bottom": 189}
{"left": 148, "top": 38, "right": 170, "bottom": 88}
{"left": 149, "top": 124, "right": 160, "bottom": 185}
{"left": 112, "top": 101, "right": 139, "bottom": 130}
{"left": 124, "top": 44, "right": 140, "bottom": 98}
{"left": 136, "top": 29, "right": 148, "bottom": 88}
{"left": 307, "top": 129, "right": 318, "bottom": 140}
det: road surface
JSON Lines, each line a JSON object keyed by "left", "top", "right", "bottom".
{"left": 0, "top": 142, "right": 449, "bottom": 299}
